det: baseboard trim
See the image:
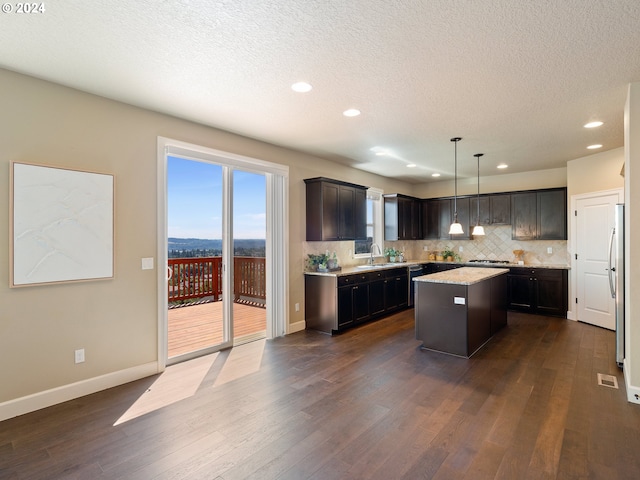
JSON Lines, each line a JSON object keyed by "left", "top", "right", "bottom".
{"left": 287, "top": 320, "right": 306, "bottom": 334}
{"left": 623, "top": 359, "right": 640, "bottom": 405}
{"left": 0, "top": 362, "right": 160, "bottom": 422}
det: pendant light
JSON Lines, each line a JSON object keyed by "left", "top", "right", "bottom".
{"left": 449, "top": 137, "right": 464, "bottom": 235}
{"left": 472, "top": 153, "right": 485, "bottom": 236}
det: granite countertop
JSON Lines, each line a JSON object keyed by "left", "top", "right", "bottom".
{"left": 305, "top": 261, "right": 421, "bottom": 277}
{"left": 304, "top": 260, "right": 569, "bottom": 277}
{"left": 413, "top": 267, "right": 509, "bottom": 286}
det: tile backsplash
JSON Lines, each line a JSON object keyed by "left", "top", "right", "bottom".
{"left": 303, "top": 225, "right": 569, "bottom": 269}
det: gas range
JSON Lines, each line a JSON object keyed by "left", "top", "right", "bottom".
{"left": 468, "top": 259, "right": 511, "bottom": 264}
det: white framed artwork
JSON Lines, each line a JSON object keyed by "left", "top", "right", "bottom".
{"left": 10, "top": 162, "right": 114, "bottom": 287}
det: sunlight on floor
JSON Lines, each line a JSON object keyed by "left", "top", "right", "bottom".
{"left": 114, "top": 353, "right": 217, "bottom": 426}
{"left": 114, "top": 339, "right": 266, "bottom": 426}
{"left": 214, "top": 339, "right": 265, "bottom": 387}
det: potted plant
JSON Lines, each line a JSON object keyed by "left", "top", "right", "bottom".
{"left": 384, "top": 247, "right": 399, "bottom": 263}
{"left": 442, "top": 249, "right": 455, "bottom": 262}
{"left": 307, "top": 253, "right": 329, "bottom": 271}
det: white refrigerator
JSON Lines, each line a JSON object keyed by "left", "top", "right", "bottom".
{"left": 608, "top": 203, "right": 625, "bottom": 367}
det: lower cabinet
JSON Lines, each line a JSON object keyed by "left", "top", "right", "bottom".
{"left": 305, "top": 267, "right": 409, "bottom": 334}
{"left": 507, "top": 267, "right": 568, "bottom": 317}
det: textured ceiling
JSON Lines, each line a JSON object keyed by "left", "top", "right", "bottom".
{"left": 1, "top": 0, "right": 639, "bottom": 183}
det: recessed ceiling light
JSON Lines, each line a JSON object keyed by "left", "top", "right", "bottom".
{"left": 291, "top": 82, "right": 312, "bottom": 93}
{"left": 407, "top": 164, "right": 417, "bottom": 168}
{"left": 432, "top": 173, "right": 441, "bottom": 177}
{"left": 587, "top": 144, "right": 603, "bottom": 149}
{"left": 343, "top": 109, "right": 361, "bottom": 117}
{"left": 497, "top": 164, "right": 508, "bottom": 169}
{"left": 584, "top": 121, "right": 603, "bottom": 128}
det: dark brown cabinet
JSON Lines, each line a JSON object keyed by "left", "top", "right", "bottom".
{"left": 511, "top": 188, "right": 566, "bottom": 240}
{"left": 305, "top": 267, "right": 409, "bottom": 334}
{"left": 383, "top": 267, "right": 409, "bottom": 311}
{"left": 384, "top": 194, "right": 421, "bottom": 240}
{"left": 507, "top": 267, "right": 568, "bottom": 317}
{"left": 304, "top": 177, "right": 367, "bottom": 241}
{"left": 422, "top": 197, "right": 472, "bottom": 239}
{"left": 490, "top": 194, "right": 511, "bottom": 224}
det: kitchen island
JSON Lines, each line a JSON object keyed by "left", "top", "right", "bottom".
{"left": 414, "top": 267, "right": 508, "bottom": 357}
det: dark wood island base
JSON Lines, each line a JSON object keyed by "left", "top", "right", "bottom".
{"left": 414, "top": 267, "right": 508, "bottom": 358}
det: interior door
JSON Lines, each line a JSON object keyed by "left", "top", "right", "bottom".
{"left": 576, "top": 191, "right": 622, "bottom": 329}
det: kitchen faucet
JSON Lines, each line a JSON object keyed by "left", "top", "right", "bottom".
{"left": 370, "top": 243, "right": 381, "bottom": 264}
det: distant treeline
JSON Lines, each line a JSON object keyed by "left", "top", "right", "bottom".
{"left": 168, "top": 238, "right": 265, "bottom": 258}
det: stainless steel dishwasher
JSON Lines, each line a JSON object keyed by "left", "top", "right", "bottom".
{"left": 408, "top": 264, "right": 425, "bottom": 307}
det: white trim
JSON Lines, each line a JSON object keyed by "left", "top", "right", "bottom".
{"left": 569, "top": 187, "right": 623, "bottom": 324}
{"left": 157, "top": 137, "right": 290, "bottom": 361}
{"left": 0, "top": 362, "right": 159, "bottom": 422}
{"left": 624, "top": 358, "right": 640, "bottom": 404}
{"left": 287, "top": 320, "right": 306, "bottom": 334}
{"left": 354, "top": 186, "right": 384, "bottom": 258}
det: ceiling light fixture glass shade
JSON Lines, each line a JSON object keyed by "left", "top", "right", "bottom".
{"left": 449, "top": 137, "right": 463, "bottom": 235}
{"left": 472, "top": 153, "right": 485, "bottom": 236}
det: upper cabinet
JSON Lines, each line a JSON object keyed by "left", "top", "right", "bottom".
{"left": 421, "top": 197, "right": 472, "bottom": 240}
{"left": 384, "top": 194, "right": 421, "bottom": 240}
{"left": 304, "top": 177, "right": 367, "bottom": 241}
{"left": 511, "top": 188, "right": 566, "bottom": 240}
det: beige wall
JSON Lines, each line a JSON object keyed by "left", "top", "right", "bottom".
{"left": 567, "top": 147, "right": 624, "bottom": 197}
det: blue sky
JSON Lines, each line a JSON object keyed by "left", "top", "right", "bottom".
{"left": 167, "top": 156, "right": 266, "bottom": 239}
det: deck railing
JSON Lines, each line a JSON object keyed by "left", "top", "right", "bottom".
{"left": 168, "top": 256, "right": 265, "bottom": 306}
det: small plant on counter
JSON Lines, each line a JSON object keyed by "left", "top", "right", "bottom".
{"left": 441, "top": 249, "right": 461, "bottom": 262}
{"left": 307, "top": 253, "right": 329, "bottom": 271}
{"left": 384, "top": 247, "right": 405, "bottom": 263}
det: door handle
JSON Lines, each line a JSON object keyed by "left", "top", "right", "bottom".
{"left": 608, "top": 227, "right": 616, "bottom": 298}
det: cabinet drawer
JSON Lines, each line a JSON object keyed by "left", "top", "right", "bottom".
{"left": 338, "top": 274, "right": 368, "bottom": 286}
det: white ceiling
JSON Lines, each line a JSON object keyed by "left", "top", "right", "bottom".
{"left": 1, "top": 1, "right": 639, "bottom": 183}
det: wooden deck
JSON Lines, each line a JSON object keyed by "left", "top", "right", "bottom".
{"left": 168, "top": 301, "right": 266, "bottom": 358}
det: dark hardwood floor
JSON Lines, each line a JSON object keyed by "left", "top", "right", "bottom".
{"left": 1, "top": 310, "right": 639, "bottom": 479}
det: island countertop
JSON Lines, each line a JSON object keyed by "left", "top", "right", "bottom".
{"left": 414, "top": 266, "right": 509, "bottom": 286}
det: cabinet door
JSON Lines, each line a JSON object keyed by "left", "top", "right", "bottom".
{"left": 450, "top": 197, "right": 471, "bottom": 239}
{"left": 422, "top": 199, "right": 440, "bottom": 239}
{"left": 438, "top": 198, "right": 453, "bottom": 239}
{"left": 369, "top": 278, "right": 385, "bottom": 316}
{"left": 406, "top": 198, "right": 421, "bottom": 240}
{"left": 320, "top": 182, "right": 340, "bottom": 241}
{"left": 470, "top": 196, "right": 491, "bottom": 227}
{"left": 338, "top": 185, "right": 356, "bottom": 240}
{"left": 537, "top": 189, "right": 567, "bottom": 240}
{"left": 352, "top": 284, "right": 370, "bottom": 323}
{"left": 395, "top": 274, "right": 409, "bottom": 309}
{"left": 511, "top": 192, "right": 537, "bottom": 240}
{"left": 383, "top": 278, "right": 397, "bottom": 311}
{"left": 490, "top": 194, "right": 511, "bottom": 224}
{"left": 507, "top": 272, "right": 534, "bottom": 311}
{"left": 534, "top": 269, "right": 567, "bottom": 316}
{"left": 337, "top": 285, "right": 354, "bottom": 328}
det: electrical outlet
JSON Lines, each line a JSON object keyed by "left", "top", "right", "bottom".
{"left": 423, "top": 245, "right": 429, "bottom": 251}
{"left": 75, "top": 348, "right": 85, "bottom": 364}
{"left": 547, "top": 247, "right": 553, "bottom": 254}
{"left": 459, "top": 246, "right": 463, "bottom": 252}
{"left": 295, "top": 303, "right": 300, "bottom": 312}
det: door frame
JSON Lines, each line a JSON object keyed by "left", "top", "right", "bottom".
{"left": 569, "top": 187, "right": 623, "bottom": 322}
{"left": 157, "top": 137, "right": 289, "bottom": 370}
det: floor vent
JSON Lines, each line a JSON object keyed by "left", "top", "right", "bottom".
{"left": 597, "top": 373, "right": 619, "bottom": 389}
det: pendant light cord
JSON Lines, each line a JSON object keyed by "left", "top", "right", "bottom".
{"left": 451, "top": 137, "right": 462, "bottom": 219}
